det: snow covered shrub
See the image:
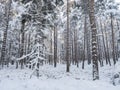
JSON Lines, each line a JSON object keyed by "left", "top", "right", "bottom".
{"left": 112, "top": 72, "right": 120, "bottom": 85}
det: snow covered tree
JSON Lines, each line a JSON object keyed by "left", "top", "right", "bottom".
{"left": 88, "top": 0, "right": 99, "bottom": 80}
{"left": 0, "top": 0, "right": 12, "bottom": 67}
{"left": 19, "top": 14, "right": 31, "bottom": 69}
{"left": 66, "top": 0, "right": 70, "bottom": 72}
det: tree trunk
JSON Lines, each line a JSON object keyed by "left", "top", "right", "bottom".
{"left": 100, "top": 19, "right": 108, "bottom": 65}
{"left": 0, "top": 0, "right": 12, "bottom": 67}
{"left": 110, "top": 13, "right": 116, "bottom": 65}
{"left": 88, "top": 0, "right": 99, "bottom": 80}
{"left": 54, "top": 26, "right": 57, "bottom": 67}
{"left": 74, "top": 29, "right": 78, "bottom": 67}
{"left": 82, "top": 16, "right": 87, "bottom": 69}
{"left": 66, "top": 0, "right": 70, "bottom": 72}
{"left": 49, "top": 28, "right": 53, "bottom": 65}
{"left": 104, "top": 23, "right": 111, "bottom": 66}
{"left": 20, "top": 18, "right": 26, "bottom": 69}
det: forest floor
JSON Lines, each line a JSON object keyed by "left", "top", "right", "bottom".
{"left": 0, "top": 59, "right": 120, "bottom": 90}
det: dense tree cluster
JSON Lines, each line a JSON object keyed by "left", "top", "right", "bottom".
{"left": 0, "top": 0, "right": 120, "bottom": 81}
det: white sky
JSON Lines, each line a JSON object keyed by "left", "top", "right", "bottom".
{"left": 115, "top": 0, "right": 120, "bottom": 9}
{"left": 115, "top": 0, "right": 120, "bottom": 3}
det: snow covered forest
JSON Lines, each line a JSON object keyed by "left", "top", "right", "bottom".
{"left": 0, "top": 0, "right": 120, "bottom": 90}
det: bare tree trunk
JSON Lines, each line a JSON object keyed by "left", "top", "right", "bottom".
{"left": 72, "top": 39, "right": 74, "bottom": 65}
{"left": 115, "top": 20, "right": 119, "bottom": 61}
{"left": 7, "top": 42, "right": 12, "bottom": 67}
{"left": 16, "top": 32, "right": 21, "bottom": 69}
{"left": 54, "top": 26, "right": 57, "bottom": 67}
{"left": 66, "top": 0, "right": 70, "bottom": 72}
{"left": 74, "top": 29, "right": 78, "bottom": 67}
{"left": 82, "top": 16, "right": 87, "bottom": 69}
{"left": 26, "top": 33, "right": 31, "bottom": 64}
{"left": 110, "top": 13, "right": 116, "bottom": 65}
{"left": 97, "top": 35, "right": 103, "bottom": 67}
{"left": 49, "top": 29, "right": 53, "bottom": 65}
{"left": 86, "top": 27, "right": 91, "bottom": 65}
{"left": 100, "top": 19, "right": 108, "bottom": 65}
{"left": 24, "top": 34, "right": 28, "bottom": 65}
{"left": 88, "top": 0, "right": 99, "bottom": 80}
{"left": 83, "top": 0, "right": 91, "bottom": 65}
{"left": 0, "top": 0, "right": 12, "bottom": 67}
{"left": 20, "top": 18, "right": 26, "bottom": 69}
{"left": 104, "top": 23, "right": 111, "bottom": 66}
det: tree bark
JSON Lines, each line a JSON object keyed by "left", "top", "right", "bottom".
{"left": 0, "top": 0, "right": 12, "bottom": 67}
{"left": 66, "top": 0, "right": 70, "bottom": 72}
{"left": 88, "top": 0, "right": 99, "bottom": 80}
{"left": 110, "top": 13, "right": 116, "bottom": 65}
{"left": 20, "top": 18, "right": 26, "bottom": 69}
{"left": 100, "top": 19, "right": 108, "bottom": 65}
{"left": 54, "top": 26, "right": 57, "bottom": 67}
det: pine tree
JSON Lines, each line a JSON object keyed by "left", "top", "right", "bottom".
{"left": 0, "top": 0, "right": 12, "bottom": 67}
{"left": 88, "top": 0, "right": 99, "bottom": 80}
{"left": 66, "top": 0, "right": 70, "bottom": 72}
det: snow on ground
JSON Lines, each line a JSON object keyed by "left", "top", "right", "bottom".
{"left": 0, "top": 60, "right": 120, "bottom": 90}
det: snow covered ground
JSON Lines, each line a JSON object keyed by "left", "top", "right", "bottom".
{"left": 0, "top": 60, "right": 120, "bottom": 90}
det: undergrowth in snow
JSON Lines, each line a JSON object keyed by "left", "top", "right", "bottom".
{"left": 0, "top": 60, "right": 120, "bottom": 90}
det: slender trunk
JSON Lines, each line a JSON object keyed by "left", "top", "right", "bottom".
{"left": 110, "top": 13, "right": 116, "bottom": 65}
{"left": 82, "top": 16, "right": 87, "bottom": 69}
{"left": 54, "top": 26, "right": 57, "bottom": 67}
{"left": 86, "top": 27, "right": 91, "bottom": 65}
{"left": 20, "top": 18, "right": 26, "bottom": 69}
{"left": 66, "top": 0, "right": 70, "bottom": 72}
{"left": 49, "top": 29, "right": 53, "bottom": 65}
{"left": 104, "top": 23, "right": 111, "bottom": 66}
{"left": 97, "top": 35, "right": 103, "bottom": 66}
{"left": 100, "top": 19, "right": 108, "bottom": 65}
{"left": 74, "top": 29, "right": 78, "bottom": 67}
{"left": 72, "top": 39, "right": 74, "bottom": 65}
{"left": 115, "top": 20, "right": 119, "bottom": 61}
{"left": 7, "top": 42, "right": 12, "bottom": 67}
{"left": 88, "top": 0, "right": 99, "bottom": 80}
{"left": 0, "top": 0, "right": 12, "bottom": 67}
